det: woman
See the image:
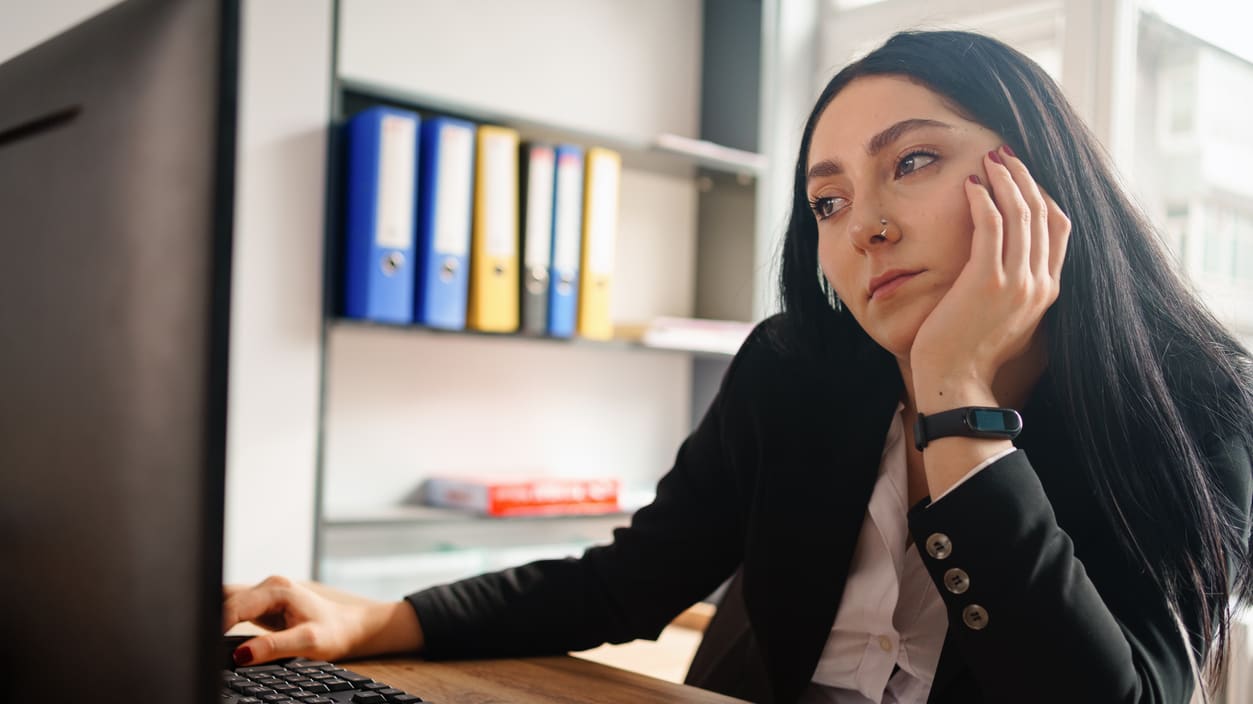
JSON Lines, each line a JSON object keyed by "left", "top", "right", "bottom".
{"left": 223, "top": 31, "right": 1253, "bottom": 703}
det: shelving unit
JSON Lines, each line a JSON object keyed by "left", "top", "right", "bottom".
{"left": 312, "top": 0, "right": 793, "bottom": 598}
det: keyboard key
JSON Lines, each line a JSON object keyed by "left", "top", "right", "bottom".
{"left": 290, "top": 695, "right": 319, "bottom": 703}
{"left": 306, "top": 698, "right": 335, "bottom": 704}
{"left": 323, "top": 679, "right": 353, "bottom": 692}
{"left": 243, "top": 686, "right": 271, "bottom": 696}
{"left": 256, "top": 677, "right": 285, "bottom": 686}
{"left": 237, "top": 699, "right": 263, "bottom": 704}
{"left": 362, "top": 682, "right": 390, "bottom": 691}
{"left": 261, "top": 695, "right": 290, "bottom": 703}
{"left": 302, "top": 683, "right": 330, "bottom": 694}
{"left": 351, "top": 694, "right": 386, "bottom": 704}
{"left": 339, "top": 671, "right": 372, "bottom": 685}
{"left": 374, "top": 688, "right": 404, "bottom": 697}
{"left": 390, "top": 696, "right": 423, "bottom": 703}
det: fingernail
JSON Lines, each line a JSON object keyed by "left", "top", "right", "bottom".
{"left": 987, "top": 149, "right": 1003, "bottom": 165}
{"left": 968, "top": 174, "right": 981, "bottom": 185}
{"left": 1001, "top": 144, "right": 1016, "bottom": 158}
{"left": 233, "top": 646, "right": 252, "bottom": 666}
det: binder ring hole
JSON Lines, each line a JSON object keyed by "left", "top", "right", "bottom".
{"left": 382, "top": 252, "right": 405, "bottom": 275}
{"left": 440, "top": 258, "right": 457, "bottom": 282}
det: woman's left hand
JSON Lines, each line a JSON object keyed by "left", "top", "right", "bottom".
{"left": 909, "top": 145, "right": 1071, "bottom": 409}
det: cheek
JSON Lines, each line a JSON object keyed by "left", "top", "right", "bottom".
{"left": 916, "top": 184, "right": 977, "bottom": 271}
{"left": 817, "top": 233, "right": 860, "bottom": 300}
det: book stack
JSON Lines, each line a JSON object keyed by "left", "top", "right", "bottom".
{"left": 421, "top": 476, "right": 621, "bottom": 517}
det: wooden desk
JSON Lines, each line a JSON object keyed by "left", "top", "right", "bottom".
{"left": 347, "top": 654, "right": 749, "bottom": 703}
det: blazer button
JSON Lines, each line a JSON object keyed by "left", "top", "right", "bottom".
{"left": 925, "top": 532, "right": 952, "bottom": 559}
{"left": 943, "top": 568, "right": 970, "bottom": 594}
{"left": 962, "top": 604, "right": 989, "bottom": 630}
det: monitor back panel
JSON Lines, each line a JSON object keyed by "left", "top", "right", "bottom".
{"left": 0, "top": 0, "right": 237, "bottom": 700}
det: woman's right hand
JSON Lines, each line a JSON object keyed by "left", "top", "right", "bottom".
{"left": 222, "top": 575, "right": 424, "bottom": 666}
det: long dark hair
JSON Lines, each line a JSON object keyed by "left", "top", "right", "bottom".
{"left": 776, "top": 30, "right": 1253, "bottom": 692}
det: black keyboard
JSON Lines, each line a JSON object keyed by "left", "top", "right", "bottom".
{"left": 222, "top": 658, "right": 429, "bottom": 703}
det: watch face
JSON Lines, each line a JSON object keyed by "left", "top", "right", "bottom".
{"left": 967, "top": 408, "right": 1022, "bottom": 433}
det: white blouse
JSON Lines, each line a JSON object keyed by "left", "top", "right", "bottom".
{"left": 801, "top": 404, "right": 1014, "bottom": 704}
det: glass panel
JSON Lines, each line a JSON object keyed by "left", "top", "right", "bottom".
{"left": 1235, "top": 211, "right": 1253, "bottom": 282}
{"left": 1164, "top": 203, "right": 1189, "bottom": 266}
{"left": 1202, "top": 206, "right": 1232, "bottom": 277}
{"left": 1133, "top": 6, "right": 1253, "bottom": 345}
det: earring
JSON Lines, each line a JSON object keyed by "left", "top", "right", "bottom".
{"left": 816, "top": 260, "right": 842, "bottom": 312}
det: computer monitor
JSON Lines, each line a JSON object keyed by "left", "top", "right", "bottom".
{"left": 0, "top": 1, "right": 239, "bottom": 701}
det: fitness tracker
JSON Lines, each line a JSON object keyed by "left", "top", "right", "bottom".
{"left": 914, "top": 407, "right": 1022, "bottom": 451}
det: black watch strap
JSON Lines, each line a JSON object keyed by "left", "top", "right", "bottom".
{"left": 914, "top": 406, "right": 1022, "bottom": 451}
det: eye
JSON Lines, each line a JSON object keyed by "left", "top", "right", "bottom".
{"left": 808, "top": 195, "right": 849, "bottom": 222}
{"left": 894, "top": 150, "right": 938, "bottom": 179}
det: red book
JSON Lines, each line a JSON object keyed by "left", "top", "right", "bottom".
{"left": 421, "top": 476, "right": 621, "bottom": 517}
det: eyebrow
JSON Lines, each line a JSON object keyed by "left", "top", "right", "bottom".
{"left": 806, "top": 118, "right": 955, "bottom": 182}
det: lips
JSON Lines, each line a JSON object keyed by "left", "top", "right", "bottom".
{"left": 868, "top": 269, "right": 923, "bottom": 299}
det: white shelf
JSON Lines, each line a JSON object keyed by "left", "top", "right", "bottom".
{"left": 330, "top": 317, "right": 739, "bottom": 360}
{"left": 338, "top": 77, "right": 766, "bottom": 180}
{"left": 323, "top": 504, "right": 633, "bottom": 527}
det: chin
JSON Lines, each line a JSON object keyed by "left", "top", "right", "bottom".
{"left": 853, "top": 307, "right": 926, "bottom": 359}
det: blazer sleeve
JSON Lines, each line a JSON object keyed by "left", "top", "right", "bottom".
{"left": 402, "top": 329, "right": 760, "bottom": 660}
{"left": 906, "top": 436, "right": 1252, "bottom": 703}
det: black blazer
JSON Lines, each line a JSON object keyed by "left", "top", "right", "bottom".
{"left": 406, "top": 314, "right": 1252, "bottom": 703}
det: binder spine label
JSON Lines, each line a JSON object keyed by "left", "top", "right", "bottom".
{"left": 375, "top": 114, "right": 417, "bottom": 249}
{"left": 523, "top": 147, "right": 555, "bottom": 268}
{"left": 482, "top": 131, "right": 519, "bottom": 257}
{"left": 587, "top": 152, "right": 620, "bottom": 275}
{"left": 553, "top": 153, "right": 583, "bottom": 272}
{"left": 434, "top": 124, "right": 474, "bottom": 256}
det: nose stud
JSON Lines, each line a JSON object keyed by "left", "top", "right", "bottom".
{"left": 872, "top": 218, "right": 889, "bottom": 241}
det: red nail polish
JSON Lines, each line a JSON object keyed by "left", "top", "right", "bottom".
{"left": 968, "top": 175, "right": 981, "bottom": 185}
{"left": 987, "top": 149, "right": 1003, "bottom": 165}
{"left": 1002, "top": 144, "right": 1016, "bottom": 158}
{"left": 233, "top": 646, "right": 252, "bottom": 666}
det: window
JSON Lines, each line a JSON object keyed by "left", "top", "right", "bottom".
{"left": 1235, "top": 210, "right": 1253, "bottom": 283}
{"left": 1164, "top": 203, "right": 1189, "bottom": 266}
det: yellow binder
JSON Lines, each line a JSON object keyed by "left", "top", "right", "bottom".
{"left": 577, "top": 147, "right": 621, "bottom": 340}
{"left": 467, "top": 125, "right": 520, "bottom": 332}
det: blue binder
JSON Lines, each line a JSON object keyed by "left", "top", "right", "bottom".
{"left": 343, "top": 107, "right": 420, "bottom": 323}
{"left": 547, "top": 144, "right": 584, "bottom": 338}
{"left": 415, "top": 116, "right": 477, "bottom": 329}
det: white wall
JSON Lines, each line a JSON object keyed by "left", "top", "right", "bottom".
{"left": 222, "top": 0, "right": 331, "bottom": 583}
{"left": 0, "top": 0, "right": 121, "bottom": 63}
{"left": 338, "top": 0, "right": 702, "bottom": 141}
